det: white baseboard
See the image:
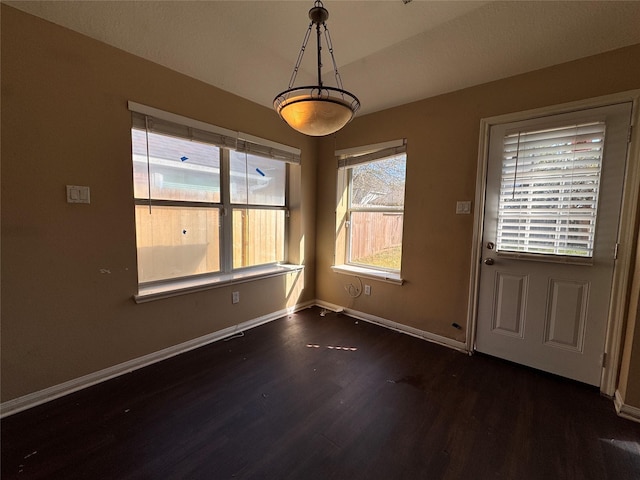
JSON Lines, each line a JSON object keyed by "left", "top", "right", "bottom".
{"left": 614, "top": 390, "right": 640, "bottom": 423}
{"left": 6, "top": 299, "right": 635, "bottom": 424}
{"left": 1, "top": 300, "right": 467, "bottom": 418}
{"left": 0, "top": 300, "right": 314, "bottom": 418}
{"left": 315, "top": 300, "right": 469, "bottom": 353}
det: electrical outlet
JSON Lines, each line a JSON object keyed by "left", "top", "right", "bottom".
{"left": 364, "top": 285, "right": 371, "bottom": 296}
{"left": 232, "top": 291, "right": 240, "bottom": 304}
{"left": 66, "top": 185, "right": 90, "bottom": 204}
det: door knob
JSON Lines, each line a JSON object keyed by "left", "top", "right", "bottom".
{"left": 484, "top": 258, "right": 495, "bottom": 265}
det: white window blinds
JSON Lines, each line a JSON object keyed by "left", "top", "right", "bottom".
{"left": 497, "top": 122, "right": 606, "bottom": 257}
{"left": 129, "top": 102, "right": 301, "bottom": 164}
{"left": 337, "top": 139, "right": 406, "bottom": 168}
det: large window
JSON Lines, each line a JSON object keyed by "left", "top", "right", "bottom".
{"left": 336, "top": 140, "right": 407, "bottom": 274}
{"left": 130, "top": 105, "right": 299, "bottom": 285}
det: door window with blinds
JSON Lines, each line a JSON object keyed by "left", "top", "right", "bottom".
{"left": 336, "top": 140, "right": 407, "bottom": 273}
{"left": 130, "top": 104, "right": 299, "bottom": 284}
{"left": 497, "top": 122, "right": 605, "bottom": 258}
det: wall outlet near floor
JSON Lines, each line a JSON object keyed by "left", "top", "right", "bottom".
{"left": 232, "top": 291, "right": 240, "bottom": 304}
{"left": 364, "top": 285, "right": 371, "bottom": 296}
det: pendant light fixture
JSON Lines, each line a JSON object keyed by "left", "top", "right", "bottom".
{"left": 274, "top": 1, "right": 360, "bottom": 137}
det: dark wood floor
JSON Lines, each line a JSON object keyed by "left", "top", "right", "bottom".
{"left": 2, "top": 307, "right": 639, "bottom": 479}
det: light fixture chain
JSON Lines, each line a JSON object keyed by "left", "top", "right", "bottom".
{"left": 288, "top": 22, "right": 314, "bottom": 90}
{"left": 274, "top": 0, "right": 360, "bottom": 136}
{"left": 323, "top": 24, "right": 345, "bottom": 93}
{"left": 316, "top": 20, "right": 323, "bottom": 87}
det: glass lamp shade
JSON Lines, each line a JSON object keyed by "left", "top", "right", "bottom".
{"left": 274, "top": 87, "right": 360, "bottom": 137}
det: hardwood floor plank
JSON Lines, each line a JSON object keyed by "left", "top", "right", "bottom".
{"left": 2, "top": 307, "right": 639, "bottom": 479}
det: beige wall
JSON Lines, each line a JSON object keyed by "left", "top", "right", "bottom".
{"left": 0, "top": 6, "right": 317, "bottom": 402}
{"left": 3, "top": 4, "right": 640, "bottom": 413}
{"left": 617, "top": 221, "right": 640, "bottom": 406}
{"left": 316, "top": 45, "right": 640, "bottom": 404}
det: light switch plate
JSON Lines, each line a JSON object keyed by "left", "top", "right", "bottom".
{"left": 456, "top": 200, "right": 471, "bottom": 214}
{"left": 67, "top": 185, "right": 90, "bottom": 204}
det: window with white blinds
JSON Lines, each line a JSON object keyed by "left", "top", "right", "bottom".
{"left": 497, "top": 121, "right": 606, "bottom": 258}
{"left": 129, "top": 103, "right": 299, "bottom": 284}
{"left": 336, "top": 140, "right": 407, "bottom": 272}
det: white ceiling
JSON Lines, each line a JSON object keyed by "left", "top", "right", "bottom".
{"left": 6, "top": 1, "right": 640, "bottom": 116}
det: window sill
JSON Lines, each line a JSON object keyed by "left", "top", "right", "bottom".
{"left": 134, "top": 264, "right": 304, "bottom": 304}
{"left": 331, "top": 264, "right": 403, "bottom": 285}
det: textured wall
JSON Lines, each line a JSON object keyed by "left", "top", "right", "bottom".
{"left": 315, "top": 44, "right": 640, "bottom": 405}
{"left": 1, "top": 5, "right": 317, "bottom": 402}
{"left": 3, "top": 3, "right": 640, "bottom": 413}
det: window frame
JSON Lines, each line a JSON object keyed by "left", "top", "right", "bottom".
{"left": 333, "top": 140, "right": 407, "bottom": 284}
{"left": 129, "top": 102, "right": 301, "bottom": 299}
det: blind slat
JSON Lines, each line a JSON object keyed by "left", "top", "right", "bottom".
{"left": 499, "top": 184, "right": 598, "bottom": 193}
{"left": 498, "top": 214, "right": 597, "bottom": 221}
{"left": 504, "top": 122, "right": 605, "bottom": 144}
{"left": 500, "top": 171, "right": 600, "bottom": 182}
{"left": 502, "top": 157, "right": 603, "bottom": 169}
{"left": 504, "top": 133, "right": 604, "bottom": 152}
{"left": 500, "top": 192, "right": 598, "bottom": 200}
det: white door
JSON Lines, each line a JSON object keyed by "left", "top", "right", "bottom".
{"left": 475, "top": 102, "right": 632, "bottom": 386}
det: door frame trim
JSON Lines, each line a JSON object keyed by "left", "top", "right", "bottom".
{"left": 467, "top": 90, "right": 640, "bottom": 395}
